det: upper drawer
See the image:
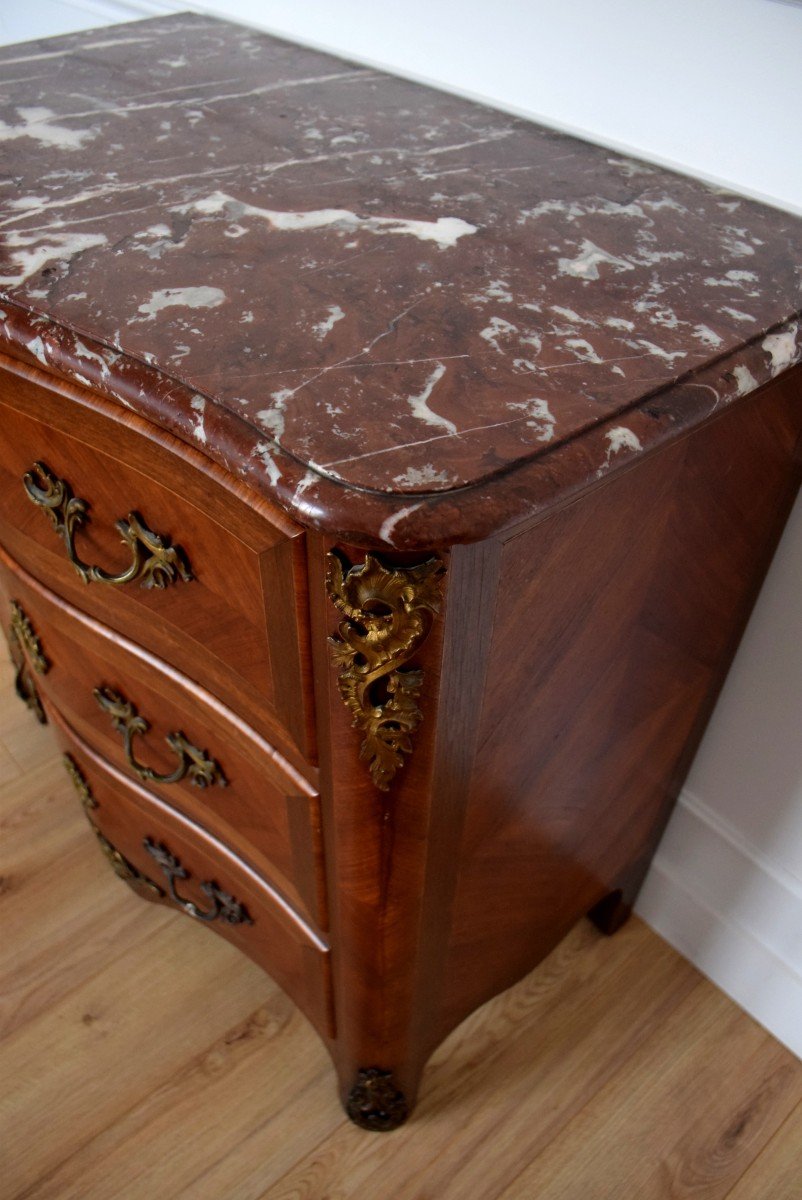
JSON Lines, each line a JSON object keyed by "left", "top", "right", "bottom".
{"left": 0, "top": 353, "right": 314, "bottom": 765}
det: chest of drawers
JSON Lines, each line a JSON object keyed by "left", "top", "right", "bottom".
{"left": 2, "top": 14, "right": 801, "bottom": 1131}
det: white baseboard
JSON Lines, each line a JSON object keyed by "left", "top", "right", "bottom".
{"left": 636, "top": 791, "right": 802, "bottom": 1059}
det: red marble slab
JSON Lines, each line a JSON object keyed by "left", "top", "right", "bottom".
{"left": 1, "top": 13, "right": 800, "bottom": 547}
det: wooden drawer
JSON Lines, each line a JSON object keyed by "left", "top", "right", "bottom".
{"left": 0, "top": 543, "right": 327, "bottom": 932}
{"left": 44, "top": 703, "right": 334, "bottom": 1040}
{"left": 0, "top": 353, "right": 313, "bottom": 764}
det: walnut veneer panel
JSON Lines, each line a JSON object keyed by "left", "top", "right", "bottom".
{"left": 439, "top": 372, "right": 802, "bottom": 1039}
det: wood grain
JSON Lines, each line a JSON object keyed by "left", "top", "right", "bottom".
{"left": 0, "top": 354, "right": 314, "bottom": 765}
{"left": 2, "top": 656, "right": 802, "bottom": 1198}
{"left": 439, "top": 373, "right": 802, "bottom": 1041}
{"left": 0, "top": 544, "right": 324, "bottom": 928}
{"left": 497, "top": 986, "right": 802, "bottom": 1200}
{"left": 725, "top": 1102, "right": 802, "bottom": 1200}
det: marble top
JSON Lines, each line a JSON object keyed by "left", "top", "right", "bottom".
{"left": 1, "top": 13, "right": 801, "bottom": 548}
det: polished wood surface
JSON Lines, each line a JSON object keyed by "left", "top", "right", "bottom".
{"left": 44, "top": 700, "right": 333, "bottom": 1040}
{"left": 0, "top": 544, "right": 325, "bottom": 929}
{"left": 0, "top": 354, "right": 314, "bottom": 764}
{"left": 2, "top": 661, "right": 801, "bottom": 1197}
{"left": 439, "top": 372, "right": 802, "bottom": 1038}
{"left": 302, "top": 370, "right": 802, "bottom": 1110}
{"left": 2, "top": 360, "right": 801, "bottom": 1123}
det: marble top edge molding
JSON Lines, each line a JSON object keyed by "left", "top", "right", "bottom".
{"left": 2, "top": 297, "right": 799, "bottom": 552}
{"left": 1, "top": 12, "right": 801, "bottom": 548}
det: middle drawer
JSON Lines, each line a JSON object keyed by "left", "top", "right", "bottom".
{"left": 0, "top": 542, "right": 327, "bottom": 932}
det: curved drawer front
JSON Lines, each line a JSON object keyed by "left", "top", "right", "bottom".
{"left": 0, "top": 354, "right": 313, "bottom": 764}
{"left": 0, "top": 547, "right": 327, "bottom": 932}
{"left": 47, "top": 707, "right": 333, "bottom": 1040}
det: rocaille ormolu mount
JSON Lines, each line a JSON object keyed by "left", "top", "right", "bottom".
{"left": 1, "top": 13, "right": 801, "bottom": 1130}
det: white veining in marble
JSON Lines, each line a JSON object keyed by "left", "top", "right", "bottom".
{"left": 190, "top": 394, "right": 207, "bottom": 443}
{"left": 0, "top": 107, "right": 96, "bottom": 151}
{"left": 557, "top": 240, "right": 635, "bottom": 280}
{"left": 595, "top": 426, "right": 644, "bottom": 477}
{"left": 176, "top": 191, "right": 477, "bottom": 248}
{"left": 627, "top": 338, "right": 687, "bottom": 365}
{"left": 720, "top": 307, "right": 756, "bottom": 324}
{"left": 253, "top": 440, "right": 283, "bottom": 487}
{"left": 0, "top": 13, "right": 800, "bottom": 516}
{"left": 763, "top": 326, "right": 800, "bottom": 375}
{"left": 393, "top": 464, "right": 453, "bottom": 487}
{"left": 257, "top": 399, "right": 288, "bottom": 441}
{"left": 378, "top": 502, "right": 424, "bottom": 546}
{"left": 25, "top": 335, "right": 47, "bottom": 366}
{"left": 693, "top": 325, "right": 724, "bottom": 348}
{"left": 313, "top": 305, "right": 345, "bottom": 339}
{"left": 509, "top": 397, "right": 556, "bottom": 442}
{"left": 733, "top": 364, "right": 759, "bottom": 396}
{"left": 0, "top": 231, "right": 108, "bottom": 285}
{"left": 406, "top": 362, "right": 456, "bottom": 435}
{"left": 136, "top": 286, "right": 226, "bottom": 320}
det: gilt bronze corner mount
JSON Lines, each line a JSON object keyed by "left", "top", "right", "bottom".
{"left": 325, "top": 550, "right": 445, "bottom": 791}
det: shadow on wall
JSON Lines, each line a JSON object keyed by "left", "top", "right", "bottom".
{"left": 637, "top": 488, "right": 802, "bottom": 1058}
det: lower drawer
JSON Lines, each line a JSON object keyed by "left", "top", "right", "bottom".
{"left": 46, "top": 701, "right": 334, "bottom": 1040}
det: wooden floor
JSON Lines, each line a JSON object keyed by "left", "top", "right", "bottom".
{"left": 2, "top": 657, "right": 801, "bottom": 1199}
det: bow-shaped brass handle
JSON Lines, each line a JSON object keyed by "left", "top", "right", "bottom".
{"left": 93, "top": 686, "right": 227, "bottom": 789}
{"left": 143, "top": 839, "right": 253, "bottom": 924}
{"left": 23, "top": 461, "right": 193, "bottom": 590}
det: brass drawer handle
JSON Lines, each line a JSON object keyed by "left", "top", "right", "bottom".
{"left": 93, "top": 686, "right": 227, "bottom": 789}
{"left": 8, "top": 600, "right": 48, "bottom": 724}
{"left": 23, "top": 461, "right": 193, "bottom": 590}
{"left": 143, "top": 838, "right": 253, "bottom": 925}
{"left": 63, "top": 755, "right": 164, "bottom": 901}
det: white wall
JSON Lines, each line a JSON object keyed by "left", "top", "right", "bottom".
{"left": 5, "top": 0, "right": 802, "bottom": 1054}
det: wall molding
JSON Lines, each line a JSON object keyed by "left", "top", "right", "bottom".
{"left": 637, "top": 789, "right": 802, "bottom": 1060}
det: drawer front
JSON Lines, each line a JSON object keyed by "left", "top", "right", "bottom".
{"left": 0, "top": 354, "right": 313, "bottom": 764}
{"left": 0, "top": 545, "right": 327, "bottom": 932}
{"left": 46, "top": 706, "right": 333, "bottom": 1040}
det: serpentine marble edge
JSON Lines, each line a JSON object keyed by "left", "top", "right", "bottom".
{"left": 1, "top": 13, "right": 801, "bottom": 548}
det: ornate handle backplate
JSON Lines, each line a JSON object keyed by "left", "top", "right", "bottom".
{"left": 8, "top": 600, "right": 49, "bottom": 724}
{"left": 93, "top": 686, "right": 227, "bottom": 789}
{"left": 143, "top": 838, "right": 253, "bottom": 925}
{"left": 326, "top": 550, "right": 445, "bottom": 791}
{"left": 23, "top": 461, "right": 193, "bottom": 590}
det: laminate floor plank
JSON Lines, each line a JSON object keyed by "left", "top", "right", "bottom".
{"left": 0, "top": 736, "right": 20, "bottom": 788}
{"left": 259, "top": 923, "right": 698, "bottom": 1200}
{"left": 0, "top": 708, "right": 177, "bottom": 1041}
{"left": 724, "top": 1099, "right": 802, "bottom": 1200}
{"left": 497, "top": 986, "right": 802, "bottom": 1200}
{"left": 1, "top": 834, "right": 175, "bottom": 1041}
{"left": 0, "top": 913, "right": 274, "bottom": 1196}
{"left": 2, "top": 665, "right": 802, "bottom": 1200}
{"left": 17, "top": 997, "right": 336, "bottom": 1200}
